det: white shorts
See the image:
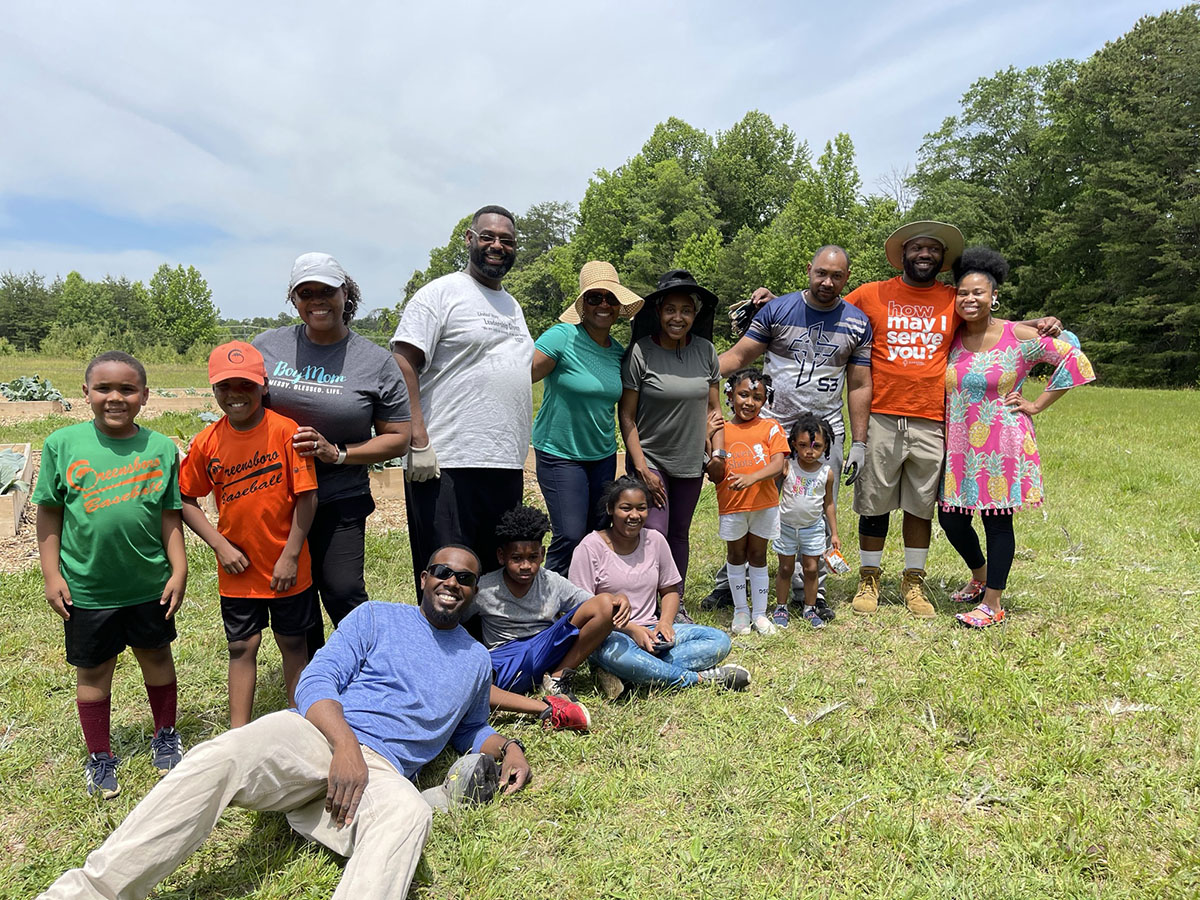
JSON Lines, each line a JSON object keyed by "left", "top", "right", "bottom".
{"left": 718, "top": 507, "right": 781, "bottom": 542}
{"left": 774, "top": 520, "right": 827, "bottom": 558}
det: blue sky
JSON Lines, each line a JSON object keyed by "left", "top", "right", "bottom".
{"left": 0, "top": 1, "right": 1175, "bottom": 318}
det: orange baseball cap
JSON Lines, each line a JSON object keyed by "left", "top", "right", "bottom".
{"left": 208, "top": 341, "right": 267, "bottom": 385}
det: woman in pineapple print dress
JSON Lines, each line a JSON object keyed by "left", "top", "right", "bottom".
{"left": 939, "top": 248, "right": 1095, "bottom": 628}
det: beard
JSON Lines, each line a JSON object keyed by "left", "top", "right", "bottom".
{"left": 469, "top": 241, "right": 515, "bottom": 279}
{"left": 902, "top": 253, "right": 942, "bottom": 283}
{"left": 424, "top": 601, "right": 462, "bottom": 629}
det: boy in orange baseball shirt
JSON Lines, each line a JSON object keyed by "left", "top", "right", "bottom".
{"left": 180, "top": 341, "right": 318, "bottom": 726}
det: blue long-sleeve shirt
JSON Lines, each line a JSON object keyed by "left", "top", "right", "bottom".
{"left": 294, "top": 602, "right": 497, "bottom": 778}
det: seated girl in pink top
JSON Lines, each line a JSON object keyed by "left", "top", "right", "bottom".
{"left": 569, "top": 476, "right": 748, "bottom": 695}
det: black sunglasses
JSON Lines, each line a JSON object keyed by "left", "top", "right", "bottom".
{"left": 426, "top": 562, "right": 479, "bottom": 587}
{"left": 584, "top": 292, "right": 620, "bottom": 307}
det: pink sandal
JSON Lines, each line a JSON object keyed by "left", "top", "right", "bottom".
{"left": 956, "top": 603, "right": 1005, "bottom": 628}
{"left": 950, "top": 579, "right": 986, "bottom": 604}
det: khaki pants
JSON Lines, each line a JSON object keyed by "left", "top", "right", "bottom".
{"left": 38, "top": 711, "right": 432, "bottom": 900}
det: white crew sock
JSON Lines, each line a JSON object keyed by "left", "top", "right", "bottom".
{"left": 749, "top": 565, "right": 770, "bottom": 619}
{"left": 860, "top": 549, "right": 883, "bottom": 568}
{"left": 903, "top": 546, "right": 929, "bottom": 571}
{"left": 726, "top": 562, "right": 748, "bottom": 614}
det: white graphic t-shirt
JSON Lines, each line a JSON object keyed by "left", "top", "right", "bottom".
{"left": 778, "top": 459, "right": 832, "bottom": 529}
{"left": 392, "top": 271, "right": 533, "bottom": 469}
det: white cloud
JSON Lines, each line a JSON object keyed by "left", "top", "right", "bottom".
{"left": 0, "top": 0, "right": 1172, "bottom": 317}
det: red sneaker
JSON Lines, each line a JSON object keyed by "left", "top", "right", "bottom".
{"left": 542, "top": 694, "right": 591, "bottom": 732}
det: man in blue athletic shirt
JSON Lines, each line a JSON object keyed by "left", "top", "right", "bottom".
{"left": 38, "top": 545, "right": 530, "bottom": 900}
{"left": 702, "top": 246, "right": 873, "bottom": 619}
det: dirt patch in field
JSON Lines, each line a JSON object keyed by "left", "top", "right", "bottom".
{"left": 0, "top": 449, "right": 545, "bottom": 573}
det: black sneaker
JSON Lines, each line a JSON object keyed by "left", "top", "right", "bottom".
{"left": 698, "top": 664, "right": 751, "bottom": 691}
{"left": 674, "top": 602, "right": 695, "bottom": 625}
{"left": 700, "top": 587, "right": 733, "bottom": 611}
{"left": 425, "top": 753, "right": 500, "bottom": 810}
{"left": 542, "top": 667, "right": 580, "bottom": 703}
{"left": 85, "top": 752, "right": 120, "bottom": 799}
{"left": 150, "top": 726, "right": 184, "bottom": 775}
{"left": 815, "top": 598, "right": 835, "bottom": 622}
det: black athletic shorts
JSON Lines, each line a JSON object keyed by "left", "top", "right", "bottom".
{"left": 220, "top": 585, "right": 319, "bottom": 643}
{"left": 64, "top": 597, "right": 177, "bottom": 669}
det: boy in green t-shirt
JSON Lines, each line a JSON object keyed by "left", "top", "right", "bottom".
{"left": 33, "top": 351, "right": 188, "bottom": 800}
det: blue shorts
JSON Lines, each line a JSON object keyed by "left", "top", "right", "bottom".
{"left": 774, "top": 520, "right": 826, "bottom": 558}
{"left": 489, "top": 603, "right": 582, "bottom": 694}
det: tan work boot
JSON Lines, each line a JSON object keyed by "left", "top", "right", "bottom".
{"left": 851, "top": 566, "right": 881, "bottom": 614}
{"left": 901, "top": 568, "right": 935, "bottom": 618}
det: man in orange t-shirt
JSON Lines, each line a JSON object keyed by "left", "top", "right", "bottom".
{"left": 843, "top": 222, "right": 1061, "bottom": 619}
{"left": 180, "top": 341, "right": 319, "bottom": 726}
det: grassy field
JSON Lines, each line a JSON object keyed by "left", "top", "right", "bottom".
{"left": 3, "top": 386, "right": 1199, "bottom": 899}
{"left": 0, "top": 354, "right": 211, "bottom": 392}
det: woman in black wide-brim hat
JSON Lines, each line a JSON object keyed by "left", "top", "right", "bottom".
{"left": 617, "top": 269, "right": 722, "bottom": 621}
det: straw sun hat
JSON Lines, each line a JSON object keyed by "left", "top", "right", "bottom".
{"left": 559, "top": 261, "right": 644, "bottom": 324}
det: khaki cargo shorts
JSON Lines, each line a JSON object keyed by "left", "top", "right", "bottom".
{"left": 852, "top": 413, "right": 944, "bottom": 519}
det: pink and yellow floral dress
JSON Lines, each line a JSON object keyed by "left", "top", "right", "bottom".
{"left": 941, "top": 321, "right": 1095, "bottom": 514}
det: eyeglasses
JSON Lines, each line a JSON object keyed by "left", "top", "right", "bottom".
{"left": 468, "top": 230, "right": 517, "bottom": 249}
{"left": 293, "top": 285, "right": 340, "bottom": 302}
{"left": 584, "top": 292, "right": 620, "bottom": 307}
{"left": 426, "top": 562, "right": 479, "bottom": 587}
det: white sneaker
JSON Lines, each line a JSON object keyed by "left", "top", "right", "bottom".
{"left": 731, "top": 610, "right": 751, "bottom": 635}
{"left": 752, "top": 615, "right": 777, "bottom": 635}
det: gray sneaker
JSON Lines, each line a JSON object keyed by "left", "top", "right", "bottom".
{"left": 150, "top": 726, "right": 183, "bottom": 775}
{"left": 698, "top": 664, "right": 751, "bottom": 691}
{"left": 593, "top": 667, "right": 627, "bottom": 701}
{"left": 421, "top": 753, "right": 500, "bottom": 811}
{"left": 674, "top": 602, "right": 694, "bottom": 625}
{"left": 85, "top": 752, "right": 120, "bottom": 799}
{"left": 542, "top": 667, "right": 580, "bottom": 703}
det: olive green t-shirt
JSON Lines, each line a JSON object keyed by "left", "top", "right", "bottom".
{"left": 33, "top": 422, "right": 181, "bottom": 609}
{"left": 621, "top": 336, "right": 721, "bottom": 478}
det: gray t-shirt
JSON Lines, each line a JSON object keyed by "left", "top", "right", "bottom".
{"left": 254, "top": 326, "right": 410, "bottom": 503}
{"left": 390, "top": 271, "right": 533, "bottom": 469}
{"left": 463, "top": 567, "right": 591, "bottom": 649}
{"left": 622, "top": 335, "right": 721, "bottom": 478}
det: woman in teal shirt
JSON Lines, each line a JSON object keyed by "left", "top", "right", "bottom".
{"left": 532, "top": 261, "right": 644, "bottom": 574}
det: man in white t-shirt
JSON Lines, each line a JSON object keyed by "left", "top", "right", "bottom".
{"left": 391, "top": 205, "right": 534, "bottom": 589}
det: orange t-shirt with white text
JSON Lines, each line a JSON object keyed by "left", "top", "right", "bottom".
{"left": 715, "top": 416, "right": 790, "bottom": 515}
{"left": 845, "top": 277, "right": 958, "bottom": 421}
{"left": 180, "top": 408, "right": 318, "bottom": 598}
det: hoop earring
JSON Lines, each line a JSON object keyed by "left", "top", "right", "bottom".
{"left": 990, "top": 294, "right": 1000, "bottom": 312}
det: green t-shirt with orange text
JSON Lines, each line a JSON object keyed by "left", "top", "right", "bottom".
{"left": 33, "top": 422, "right": 181, "bottom": 609}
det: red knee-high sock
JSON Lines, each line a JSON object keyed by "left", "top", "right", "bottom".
{"left": 145, "top": 680, "right": 177, "bottom": 732}
{"left": 77, "top": 698, "right": 112, "bottom": 756}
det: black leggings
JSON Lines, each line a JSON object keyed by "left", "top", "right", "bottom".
{"left": 937, "top": 508, "right": 1015, "bottom": 591}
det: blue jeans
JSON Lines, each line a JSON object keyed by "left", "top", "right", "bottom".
{"left": 590, "top": 624, "right": 731, "bottom": 689}
{"left": 535, "top": 450, "right": 617, "bottom": 576}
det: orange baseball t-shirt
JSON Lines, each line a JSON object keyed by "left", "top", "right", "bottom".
{"left": 180, "top": 408, "right": 318, "bottom": 598}
{"left": 845, "top": 277, "right": 959, "bottom": 421}
{"left": 715, "top": 416, "right": 790, "bottom": 515}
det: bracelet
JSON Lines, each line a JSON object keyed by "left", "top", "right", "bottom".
{"left": 333, "top": 443, "right": 348, "bottom": 465}
{"left": 500, "top": 737, "right": 525, "bottom": 758}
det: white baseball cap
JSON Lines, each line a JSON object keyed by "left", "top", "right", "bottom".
{"left": 289, "top": 252, "right": 347, "bottom": 292}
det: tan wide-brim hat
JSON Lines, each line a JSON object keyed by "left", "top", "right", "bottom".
{"left": 560, "top": 260, "right": 644, "bottom": 324}
{"left": 884, "top": 221, "right": 965, "bottom": 272}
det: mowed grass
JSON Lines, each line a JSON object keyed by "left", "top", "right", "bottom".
{"left": 0, "top": 354, "right": 211, "bottom": 391}
{"left": 2, "top": 386, "right": 1199, "bottom": 899}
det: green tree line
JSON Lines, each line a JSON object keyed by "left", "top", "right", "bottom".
{"left": 403, "top": 7, "right": 1198, "bottom": 385}
{"left": 0, "top": 264, "right": 221, "bottom": 362}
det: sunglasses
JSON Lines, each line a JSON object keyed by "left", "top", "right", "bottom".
{"left": 468, "top": 230, "right": 518, "bottom": 249}
{"left": 293, "top": 285, "right": 340, "bottom": 302}
{"left": 584, "top": 293, "right": 620, "bottom": 307}
{"left": 426, "top": 562, "right": 479, "bottom": 587}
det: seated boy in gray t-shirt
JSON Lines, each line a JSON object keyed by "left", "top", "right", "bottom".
{"left": 463, "top": 506, "right": 630, "bottom": 732}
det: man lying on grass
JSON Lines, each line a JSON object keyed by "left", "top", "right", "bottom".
{"left": 467, "top": 505, "right": 631, "bottom": 730}
{"left": 37, "top": 545, "right": 531, "bottom": 900}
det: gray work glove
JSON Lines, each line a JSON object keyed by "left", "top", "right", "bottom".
{"left": 842, "top": 441, "right": 867, "bottom": 485}
{"left": 405, "top": 442, "right": 440, "bottom": 482}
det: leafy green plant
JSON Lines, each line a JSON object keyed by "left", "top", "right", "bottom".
{"left": 0, "top": 375, "right": 71, "bottom": 410}
{"left": 0, "top": 448, "right": 28, "bottom": 495}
